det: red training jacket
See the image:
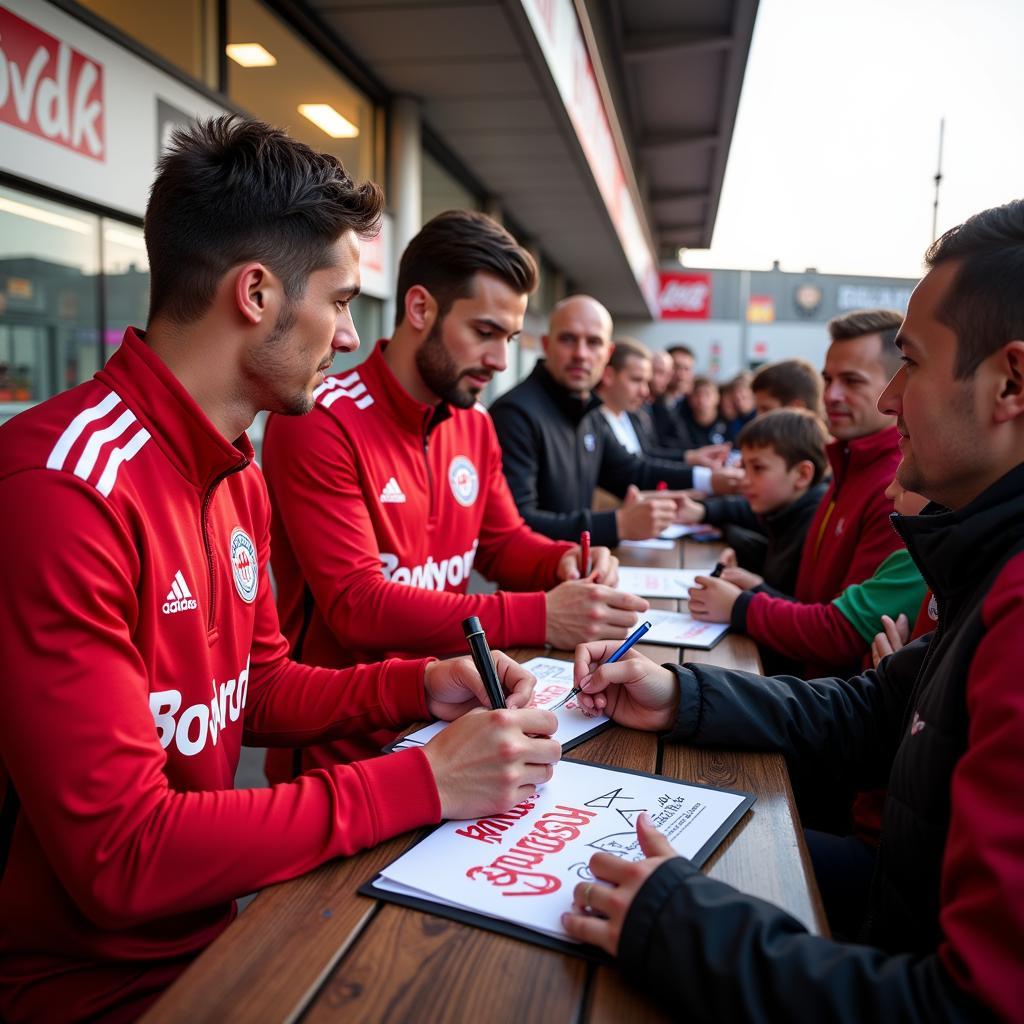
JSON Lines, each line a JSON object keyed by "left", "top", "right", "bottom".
{"left": 743, "top": 426, "right": 903, "bottom": 677}
{"left": 0, "top": 330, "right": 441, "bottom": 1024}
{"left": 263, "top": 340, "right": 573, "bottom": 778}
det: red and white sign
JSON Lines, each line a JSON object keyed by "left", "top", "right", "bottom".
{"left": 0, "top": 5, "right": 105, "bottom": 160}
{"left": 657, "top": 272, "right": 712, "bottom": 320}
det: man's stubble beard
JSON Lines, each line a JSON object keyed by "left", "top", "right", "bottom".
{"left": 415, "top": 321, "right": 479, "bottom": 409}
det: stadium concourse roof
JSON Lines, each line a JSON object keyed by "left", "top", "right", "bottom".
{"left": 300, "top": 0, "right": 758, "bottom": 318}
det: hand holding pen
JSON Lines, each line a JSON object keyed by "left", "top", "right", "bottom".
{"left": 550, "top": 620, "right": 652, "bottom": 711}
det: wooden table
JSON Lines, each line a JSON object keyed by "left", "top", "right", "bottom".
{"left": 144, "top": 538, "right": 826, "bottom": 1024}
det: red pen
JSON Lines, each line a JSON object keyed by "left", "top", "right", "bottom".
{"left": 656, "top": 480, "right": 668, "bottom": 491}
{"left": 580, "top": 530, "right": 591, "bottom": 577}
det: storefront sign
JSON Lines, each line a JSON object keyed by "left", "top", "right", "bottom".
{"left": 0, "top": 5, "right": 105, "bottom": 160}
{"left": 837, "top": 284, "right": 912, "bottom": 311}
{"left": 746, "top": 295, "right": 775, "bottom": 324}
{"left": 657, "top": 271, "right": 711, "bottom": 320}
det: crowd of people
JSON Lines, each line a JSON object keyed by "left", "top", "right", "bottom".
{"left": 1, "top": 116, "right": 1022, "bottom": 1022}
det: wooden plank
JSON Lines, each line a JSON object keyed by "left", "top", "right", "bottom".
{"left": 658, "top": 744, "right": 828, "bottom": 937}
{"left": 141, "top": 833, "right": 418, "bottom": 1024}
{"left": 306, "top": 905, "right": 587, "bottom": 1024}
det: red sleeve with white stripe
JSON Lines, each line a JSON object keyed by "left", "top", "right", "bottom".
{"left": 472, "top": 413, "right": 575, "bottom": 591}
{"left": 0, "top": 471, "right": 440, "bottom": 928}
{"left": 263, "top": 408, "right": 551, "bottom": 656}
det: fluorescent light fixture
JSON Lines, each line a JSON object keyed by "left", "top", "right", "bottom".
{"left": 0, "top": 196, "right": 93, "bottom": 234}
{"left": 298, "top": 104, "right": 359, "bottom": 139}
{"left": 226, "top": 43, "right": 277, "bottom": 67}
{"left": 104, "top": 227, "right": 148, "bottom": 251}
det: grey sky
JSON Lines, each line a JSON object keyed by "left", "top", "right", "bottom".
{"left": 682, "top": 0, "right": 1024, "bottom": 279}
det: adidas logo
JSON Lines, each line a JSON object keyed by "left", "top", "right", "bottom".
{"left": 380, "top": 476, "right": 406, "bottom": 504}
{"left": 163, "top": 570, "right": 198, "bottom": 614}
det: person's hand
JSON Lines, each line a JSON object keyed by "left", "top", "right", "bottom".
{"left": 718, "top": 547, "right": 737, "bottom": 568}
{"left": 673, "top": 493, "right": 706, "bottom": 525}
{"left": 685, "top": 443, "right": 731, "bottom": 468}
{"left": 572, "top": 640, "right": 679, "bottom": 730}
{"left": 557, "top": 545, "right": 619, "bottom": 587}
{"left": 871, "top": 612, "right": 910, "bottom": 668}
{"left": 721, "top": 567, "right": 763, "bottom": 590}
{"left": 424, "top": 653, "right": 536, "bottom": 720}
{"left": 616, "top": 484, "right": 677, "bottom": 540}
{"left": 545, "top": 582, "right": 649, "bottom": 649}
{"left": 709, "top": 466, "right": 745, "bottom": 494}
{"left": 687, "top": 575, "right": 742, "bottom": 623}
{"left": 561, "top": 813, "right": 678, "bottom": 955}
{"left": 422, "top": 707, "right": 561, "bottom": 819}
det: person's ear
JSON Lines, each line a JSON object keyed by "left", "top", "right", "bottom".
{"left": 600, "top": 364, "right": 616, "bottom": 389}
{"left": 792, "top": 459, "right": 815, "bottom": 489}
{"left": 992, "top": 340, "right": 1024, "bottom": 424}
{"left": 234, "top": 263, "right": 278, "bottom": 325}
{"left": 404, "top": 285, "right": 437, "bottom": 333}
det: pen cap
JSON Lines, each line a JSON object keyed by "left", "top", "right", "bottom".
{"left": 462, "top": 615, "right": 484, "bottom": 638}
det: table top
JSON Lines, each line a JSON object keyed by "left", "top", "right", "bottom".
{"left": 144, "top": 537, "right": 826, "bottom": 1024}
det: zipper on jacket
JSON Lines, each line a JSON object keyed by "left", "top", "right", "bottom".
{"left": 201, "top": 459, "right": 250, "bottom": 633}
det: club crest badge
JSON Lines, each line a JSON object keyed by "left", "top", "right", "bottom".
{"left": 448, "top": 456, "right": 479, "bottom": 507}
{"left": 229, "top": 526, "right": 258, "bottom": 603}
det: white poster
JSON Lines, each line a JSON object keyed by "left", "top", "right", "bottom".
{"left": 371, "top": 759, "right": 753, "bottom": 943}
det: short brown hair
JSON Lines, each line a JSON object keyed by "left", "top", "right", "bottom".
{"left": 751, "top": 359, "right": 823, "bottom": 416}
{"left": 691, "top": 375, "right": 717, "bottom": 393}
{"left": 146, "top": 116, "right": 384, "bottom": 324}
{"left": 738, "top": 408, "right": 830, "bottom": 485}
{"left": 925, "top": 199, "right": 1024, "bottom": 378}
{"left": 608, "top": 337, "right": 651, "bottom": 371}
{"left": 827, "top": 308, "right": 904, "bottom": 375}
{"left": 720, "top": 371, "right": 752, "bottom": 396}
{"left": 395, "top": 210, "right": 537, "bottom": 327}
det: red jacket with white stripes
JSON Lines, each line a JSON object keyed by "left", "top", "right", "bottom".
{"left": 0, "top": 330, "right": 441, "bottom": 1024}
{"left": 263, "top": 341, "right": 573, "bottom": 778}
{"left": 735, "top": 426, "right": 905, "bottom": 677}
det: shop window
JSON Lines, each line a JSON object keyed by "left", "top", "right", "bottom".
{"left": 76, "top": 0, "right": 219, "bottom": 86}
{"left": 227, "top": 0, "right": 377, "bottom": 183}
{"left": 103, "top": 222, "right": 150, "bottom": 356}
{"left": 0, "top": 186, "right": 101, "bottom": 405}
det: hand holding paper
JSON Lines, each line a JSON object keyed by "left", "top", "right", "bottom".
{"left": 572, "top": 640, "right": 679, "bottom": 731}
{"left": 562, "top": 812, "right": 677, "bottom": 956}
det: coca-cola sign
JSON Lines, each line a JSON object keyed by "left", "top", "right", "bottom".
{"left": 0, "top": 5, "right": 105, "bottom": 161}
{"left": 657, "top": 272, "right": 712, "bottom": 320}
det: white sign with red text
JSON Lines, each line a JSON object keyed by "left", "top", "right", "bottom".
{"left": 0, "top": 0, "right": 225, "bottom": 216}
{"left": 373, "top": 759, "right": 750, "bottom": 942}
{"left": 657, "top": 271, "right": 712, "bottom": 320}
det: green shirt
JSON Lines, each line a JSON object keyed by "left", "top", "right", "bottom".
{"left": 833, "top": 549, "right": 928, "bottom": 642}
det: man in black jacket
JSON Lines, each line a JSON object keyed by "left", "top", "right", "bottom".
{"left": 562, "top": 200, "right": 1024, "bottom": 1022}
{"left": 490, "top": 297, "right": 741, "bottom": 545}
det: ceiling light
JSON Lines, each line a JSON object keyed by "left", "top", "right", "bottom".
{"left": 298, "top": 104, "right": 359, "bottom": 139}
{"left": 226, "top": 43, "right": 277, "bottom": 67}
{"left": 0, "top": 196, "right": 93, "bottom": 234}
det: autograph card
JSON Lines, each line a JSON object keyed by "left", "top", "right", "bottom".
{"left": 616, "top": 566, "right": 704, "bottom": 599}
{"left": 364, "top": 759, "right": 754, "bottom": 955}
{"left": 642, "top": 608, "right": 729, "bottom": 650}
{"left": 386, "top": 657, "right": 610, "bottom": 754}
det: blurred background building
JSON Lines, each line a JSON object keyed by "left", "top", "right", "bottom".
{"left": 1, "top": 0, "right": 911, "bottom": 425}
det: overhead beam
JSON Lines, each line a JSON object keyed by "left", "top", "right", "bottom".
{"left": 639, "top": 132, "right": 719, "bottom": 154}
{"left": 623, "top": 33, "right": 733, "bottom": 63}
{"left": 649, "top": 188, "right": 710, "bottom": 204}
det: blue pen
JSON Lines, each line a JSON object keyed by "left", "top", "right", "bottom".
{"left": 550, "top": 620, "right": 652, "bottom": 711}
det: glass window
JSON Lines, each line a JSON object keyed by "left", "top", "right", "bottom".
{"left": 227, "top": 0, "right": 377, "bottom": 183}
{"left": 0, "top": 186, "right": 101, "bottom": 405}
{"left": 103, "top": 222, "right": 150, "bottom": 356}
{"left": 76, "top": 0, "right": 218, "bottom": 86}
{"left": 421, "top": 151, "right": 480, "bottom": 225}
